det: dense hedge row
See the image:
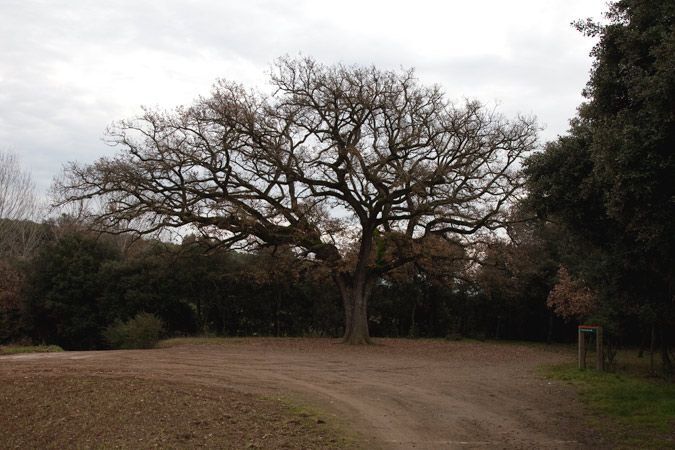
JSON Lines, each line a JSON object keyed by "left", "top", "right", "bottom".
{"left": 1, "top": 225, "right": 577, "bottom": 350}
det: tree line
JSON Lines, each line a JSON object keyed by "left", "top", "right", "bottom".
{"left": 0, "top": 217, "right": 575, "bottom": 350}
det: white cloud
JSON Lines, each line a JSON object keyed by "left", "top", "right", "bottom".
{"left": 0, "top": 0, "right": 608, "bottom": 194}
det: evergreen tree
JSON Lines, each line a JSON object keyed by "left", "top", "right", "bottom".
{"left": 525, "top": 0, "right": 675, "bottom": 367}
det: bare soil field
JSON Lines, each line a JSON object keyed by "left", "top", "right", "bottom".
{"left": 0, "top": 338, "right": 611, "bottom": 449}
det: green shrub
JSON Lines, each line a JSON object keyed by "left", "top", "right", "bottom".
{"left": 102, "top": 313, "right": 164, "bottom": 350}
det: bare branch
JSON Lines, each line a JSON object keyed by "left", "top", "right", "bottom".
{"left": 53, "top": 57, "right": 539, "bottom": 343}
{"left": 0, "top": 148, "right": 44, "bottom": 259}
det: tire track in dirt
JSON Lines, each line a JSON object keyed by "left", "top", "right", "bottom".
{"left": 0, "top": 339, "right": 601, "bottom": 449}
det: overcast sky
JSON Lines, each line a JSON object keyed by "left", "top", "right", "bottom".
{"left": 1, "top": 0, "right": 609, "bottom": 194}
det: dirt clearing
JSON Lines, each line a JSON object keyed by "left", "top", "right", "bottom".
{"left": 0, "top": 338, "right": 609, "bottom": 449}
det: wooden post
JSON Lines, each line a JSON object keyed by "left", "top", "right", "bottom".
{"left": 579, "top": 325, "right": 603, "bottom": 371}
{"left": 578, "top": 327, "right": 586, "bottom": 369}
{"left": 596, "top": 326, "right": 603, "bottom": 371}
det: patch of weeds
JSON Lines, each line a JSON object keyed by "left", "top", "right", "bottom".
{"left": 542, "top": 363, "right": 675, "bottom": 449}
{"left": 0, "top": 345, "right": 64, "bottom": 355}
{"left": 261, "top": 394, "right": 363, "bottom": 449}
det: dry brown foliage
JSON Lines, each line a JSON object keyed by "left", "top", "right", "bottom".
{"left": 546, "top": 266, "right": 596, "bottom": 322}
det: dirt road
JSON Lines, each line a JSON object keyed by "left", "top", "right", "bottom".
{"left": 0, "top": 339, "right": 599, "bottom": 449}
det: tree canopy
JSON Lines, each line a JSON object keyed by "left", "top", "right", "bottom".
{"left": 525, "top": 0, "right": 675, "bottom": 365}
{"left": 56, "top": 57, "right": 538, "bottom": 343}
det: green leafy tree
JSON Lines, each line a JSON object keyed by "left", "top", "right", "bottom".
{"left": 23, "top": 232, "right": 122, "bottom": 350}
{"left": 525, "top": 0, "right": 675, "bottom": 365}
{"left": 96, "top": 243, "right": 198, "bottom": 336}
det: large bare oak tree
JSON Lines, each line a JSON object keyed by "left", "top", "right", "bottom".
{"left": 55, "top": 57, "right": 538, "bottom": 344}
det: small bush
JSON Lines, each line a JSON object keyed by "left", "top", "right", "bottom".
{"left": 103, "top": 313, "right": 164, "bottom": 350}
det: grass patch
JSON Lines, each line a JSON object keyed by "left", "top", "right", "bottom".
{"left": 262, "top": 394, "right": 363, "bottom": 449}
{"left": 542, "top": 363, "right": 675, "bottom": 449}
{"left": 0, "top": 345, "right": 63, "bottom": 355}
{"left": 606, "top": 348, "right": 675, "bottom": 379}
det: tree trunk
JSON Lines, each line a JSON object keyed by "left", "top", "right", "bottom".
{"left": 662, "top": 328, "right": 673, "bottom": 373}
{"left": 275, "top": 289, "right": 282, "bottom": 337}
{"left": 336, "top": 273, "right": 375, "bottom": 345}
{"left": 495, "top": 315, "right": 501, "bottom": 340}
{"left": 650, "top": 324, "right": 655, "bottom": 374}
{"left": 409, "top": 301, "right": 417, "bottom": 338}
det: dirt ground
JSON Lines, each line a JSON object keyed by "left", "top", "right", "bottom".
{"left": 0, "top": 338, "right": 610, "bottom": 449}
